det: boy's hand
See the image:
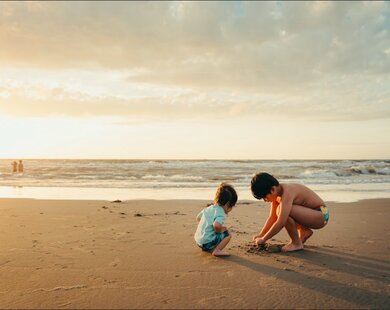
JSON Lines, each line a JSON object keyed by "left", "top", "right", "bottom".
{"left": 254, "top": 237, "right": 266, "bottom": 245}
{"left": 252, "top": 234, "right": 261, "bottom": 241}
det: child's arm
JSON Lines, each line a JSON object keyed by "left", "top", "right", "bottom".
{"left": 196, "top": 210, "right": 203, "bottom": 222}
{"left": 213, "top": 221, "right": 227, "bottom": 233}
{"left": 253, "top": 201, "right": 278, "bottom": 240}
{"left": 258, "top": 194, "right": 294, "bottom": 243}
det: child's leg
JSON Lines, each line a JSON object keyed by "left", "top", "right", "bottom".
{"left": 282, "top": 216, "right": 303, "bottom": 252}
{"left": 297, "top": 223, "right": 313, "bottom": 244}
{"left": 212, "top": 234, "right": 232, "bottom": 257}
{"left": 289, "top": 204, "right": 326, "bottom": 229}
{"left": 282, "top": 204, "right": 325, "bottom": 251}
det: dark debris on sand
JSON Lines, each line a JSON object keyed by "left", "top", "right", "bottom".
{"left": 238, "top": 242, "right": 283, "bottom": 255}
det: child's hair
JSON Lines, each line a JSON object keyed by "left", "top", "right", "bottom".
{"left": 251, "top": 172, "right": 279, "bottom": 200}
{"left": 214, "top": 183, "right": 238, "bottom": 207}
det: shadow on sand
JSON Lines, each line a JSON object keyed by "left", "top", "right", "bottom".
{"left": 228, "top": 245, "right": 390, "bottom": 308}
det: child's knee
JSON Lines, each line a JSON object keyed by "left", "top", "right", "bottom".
{"left": 285, "top": 216, "right": 296, "bottom": 225}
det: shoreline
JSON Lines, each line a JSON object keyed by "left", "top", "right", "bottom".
{"left": 0, "top": 196, "right": 389, "bottom": 204}
{"left": 1, "top": 185, "right": 390, "bottom": 203}
{"left": 0, "top": 197, "right": 389, "bottom": 308}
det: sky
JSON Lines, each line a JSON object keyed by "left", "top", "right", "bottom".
{"left": 0, "top": 1, "right": 389, "bottom": 160}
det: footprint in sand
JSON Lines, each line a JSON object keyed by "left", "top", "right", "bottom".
{"left": 32, "top": 240, "right": 39, "bottom": 248}
{"left": 109, "top": 258, "right": 120, "bottom": 267}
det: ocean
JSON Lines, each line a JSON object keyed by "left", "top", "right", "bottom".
{"left": 0, "top": 159, "right": 389, "bottom": 202}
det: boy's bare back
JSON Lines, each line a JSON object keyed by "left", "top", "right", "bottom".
{"left": 280, "top": 183, "right": 325, "bottom": 209}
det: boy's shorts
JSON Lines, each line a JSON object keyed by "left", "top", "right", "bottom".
{"left": 199, "top": 230, "right": 230, "bottom": 252}
{"left": 315, "top": 205, "right": 329, "bottom": 224}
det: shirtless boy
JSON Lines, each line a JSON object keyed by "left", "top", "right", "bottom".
{"left": 251, "top": 172, "right": 329, "bottom": 252}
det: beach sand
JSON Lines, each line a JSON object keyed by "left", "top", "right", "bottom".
{"left": 0, "top": 198, "right": 389, "bottom": 309}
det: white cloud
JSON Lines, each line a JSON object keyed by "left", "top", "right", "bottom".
{"left": 0, "top": 1, "right": 389, "bottom": 122}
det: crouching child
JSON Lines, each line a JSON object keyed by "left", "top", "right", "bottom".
{"left": 194, "top": 183, "right": 237, "bottom": 257}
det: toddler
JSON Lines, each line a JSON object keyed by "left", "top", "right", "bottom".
{"left": 194, "top": 183, "right": 237, "bottom": 257}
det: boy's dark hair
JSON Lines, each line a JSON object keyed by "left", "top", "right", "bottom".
{"left": 214, "top": 183, "right": 238, "bottom": 207}
{"left": 251, "top": 172, "right": 279, "bottom": 200}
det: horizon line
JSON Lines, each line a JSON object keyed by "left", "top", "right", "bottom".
{"left": 0, "top": 157, "right": 388, "bottom": 161}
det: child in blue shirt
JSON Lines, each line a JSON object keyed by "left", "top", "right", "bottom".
{"left": 194, "top": 183, "right": 237, "bottom": 257}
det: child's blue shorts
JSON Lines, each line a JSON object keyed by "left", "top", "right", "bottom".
{"left": 199, "top": 230, "right": 230, "bottom": 252}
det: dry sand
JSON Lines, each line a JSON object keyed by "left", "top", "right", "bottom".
{"left": 0, "top": 198, "right": 389, "bottom": 309}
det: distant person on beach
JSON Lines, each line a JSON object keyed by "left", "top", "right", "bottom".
{"left": 17, "top": 160, "right": 24, "bottom": 173}
{"left": 11, "top": 161, "right": 17, "bottom": 173}
{"left": 251, "top": 172, "right": 329, "bottom": 252}
{"left": 194, "top": 183, "right": 238, "bottom": 257}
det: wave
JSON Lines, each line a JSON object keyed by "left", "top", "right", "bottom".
{"left": 299, "top": 170, "right": 337, "bottom": 179}
{"left": 141, "top": 174, "right": 205, "bottom": 182}
{"left": 0, "top": 159, "right": 389, "bottom": 189}
{"left": 299, "top": 165, "right": 390, "bottom": 178}
{"left": 336, "top": 166, "right": 390, "bottom": 176}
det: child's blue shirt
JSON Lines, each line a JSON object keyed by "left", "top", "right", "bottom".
{"left": 194, "top": 204, "right": 225, "bottom": 246}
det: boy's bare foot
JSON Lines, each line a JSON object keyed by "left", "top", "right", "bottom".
{"left": 282, "top": 241, "right": 304, "bottom": 252}
{"left": 298, "top": 227, "right": 313, "bottom": 244}
{"left": 212, "top": 249, "right": 230, "bottom": 257}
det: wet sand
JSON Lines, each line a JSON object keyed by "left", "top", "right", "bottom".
{"left": 0, "top": 198, "right": 389, "bottom": 309}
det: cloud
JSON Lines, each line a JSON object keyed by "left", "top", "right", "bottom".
{"left": 1, "top": 72, "right": 389, "bottom": 122}
{"left": 0, "top": 1, "right": 389, "bottom": 121}
{"left": 1, "top": 2, "right": 388, "bottom": 73}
